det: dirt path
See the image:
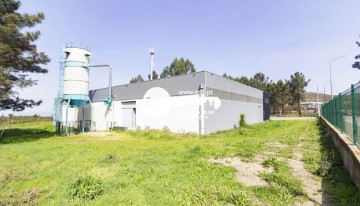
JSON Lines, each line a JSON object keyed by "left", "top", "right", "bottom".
{"left": 210, "top": 157, "right": 272, "bottom": 187}
{"left": 287, "top": 152, "right": 334, "bottom": 206}
{"left": 210, "top": 148, "right": 334, "bottom": 205}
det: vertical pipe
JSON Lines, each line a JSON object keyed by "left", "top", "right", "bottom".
{"left": 90, "top": 101, "right": 94, "bottom": 131}
{"left": 200, "top": 89, "right": 205, "bottom": 135}
{"left": 112, "top": 100, "right": 115, "bottom": 130}
{"left": 198, "top": 84, "right": 205, "bottom": 135}
{"left": 351, "top": 84, "right": 357, "bottom": 144}
{"left": 109, "top": 66, "right": 112, "bottom": 101}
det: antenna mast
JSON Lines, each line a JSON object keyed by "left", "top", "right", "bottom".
{"left": 149, "top": 48, "right": 155, "bottom": 80}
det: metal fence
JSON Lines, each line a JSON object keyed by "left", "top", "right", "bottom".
{"left": 321, "top": 82, "right": 360, "bottom": 147}
{"left": 55, "top": 120, "right": 92, "bottom": 135}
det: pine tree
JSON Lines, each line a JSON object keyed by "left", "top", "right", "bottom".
{"left": 289, "top": 72, "right": 310, "bottom": 115}
{"left": 0, "top": 0, "right": 50, "bottom": 111}
{"left": 160, "top": 58, "right": 196, "bottom": 78}
{"left": 353, "top": 36, "right": 360, "bottom": 69}
{"left": 130, "top": 74, "right": 144, "bottom": 83}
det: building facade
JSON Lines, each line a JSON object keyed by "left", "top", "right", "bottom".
{"left": 83, "top": 71, "right": 269, "bottom": 134}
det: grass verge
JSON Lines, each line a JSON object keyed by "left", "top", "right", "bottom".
{"left": 0, "top": 120, "right": 359, "bottom": 205}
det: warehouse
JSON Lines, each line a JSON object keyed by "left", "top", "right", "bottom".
{"left": 87, "top": 71, "right": 269, "bottom": 134}
{"left": 54, "top": 45, "right": 269, "bottom": 135}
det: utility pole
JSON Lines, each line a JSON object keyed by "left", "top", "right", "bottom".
{"left": 149, "top": 48, "right": 155, "bottom": 80}
{"left": 330, "top": 55, "right": 345, "bottom": 99}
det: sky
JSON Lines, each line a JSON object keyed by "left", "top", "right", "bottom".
{"left": 6, "top": 0, "right": 360, "bottom": 116}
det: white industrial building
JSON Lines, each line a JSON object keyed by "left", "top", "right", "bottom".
{"left": 54, "top": 44, "right": 270, "bottom": 135}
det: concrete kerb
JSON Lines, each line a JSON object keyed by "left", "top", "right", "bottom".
{"left": 321, "top": 116, "right": 360, "bottom": 189}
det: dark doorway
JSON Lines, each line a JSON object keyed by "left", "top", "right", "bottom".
{"left": 263, "top": 92, "right": 270, "bottom": 121}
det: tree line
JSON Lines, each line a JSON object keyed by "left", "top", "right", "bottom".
{"left": 223, "top": 72, "right": 310, "bottom": 115}
{"left": 130, "top": 58, "right": 196, "bottom": 83}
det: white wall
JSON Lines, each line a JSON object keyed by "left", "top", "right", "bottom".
{"left": 136, "top": 95, "right": 200, "bottom": 134}
{"left": 58, "top": 105, "right": 79, "bottom": 122}
{"left": 89, "top": 101, "right": 138, "bottom": 131}
{"left": 90, "top": 102, "right": 116, "bottom": 131}
{"left": 88, "top": 95, "right": 262, "bottom": 134}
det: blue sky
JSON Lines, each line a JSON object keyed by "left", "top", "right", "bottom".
{"left": 8, "top": 0, "right": 360, "bottom": 115}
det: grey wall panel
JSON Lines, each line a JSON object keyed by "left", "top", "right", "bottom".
{"left": 208, "top": 87, "right": 262, "bottom": 104}
{"left": 204, "top": 99, "right": 263, "bottom": 134}
{"left": 205, "top": 72, "right": 263, "bottom": 99}
{"left": 89, "top": 72, "right": 206, "bottom": 102}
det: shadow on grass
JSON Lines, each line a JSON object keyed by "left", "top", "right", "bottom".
{"left": 0, "top": 128, "right": 55, "bottom": 144}
{"left": 316, "top": 119, "right": 360, "bottom": 206}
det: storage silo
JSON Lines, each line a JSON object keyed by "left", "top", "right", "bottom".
{"left": 63, "top": 44, "right": 91, "bottom": 106}
{"left": 54, "top": 43, "right": 92, "bottom": 135}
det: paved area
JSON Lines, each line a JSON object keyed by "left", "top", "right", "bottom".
{"left": 270, "top": 116, "right": 317, "bottom": 121}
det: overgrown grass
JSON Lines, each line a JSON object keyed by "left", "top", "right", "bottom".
{"left": 0, "top": 120, "right": 359, "bottom": 205}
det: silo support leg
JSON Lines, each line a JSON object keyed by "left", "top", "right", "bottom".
{"left": 82, "top": 107, "right": 85, "bottom": 133}
{"left": 65, "top": 105, "right": 69, "bottom": 135}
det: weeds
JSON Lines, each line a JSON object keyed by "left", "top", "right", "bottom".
{"left": 260, "top": 158, "right": 304, "bottom": 196}
{"left": 68, "top": 176, "right": 104, "bottom": 200}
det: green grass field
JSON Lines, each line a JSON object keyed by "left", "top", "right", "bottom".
{"left": 0, "top": 120, "right": 359, "bottom": 205}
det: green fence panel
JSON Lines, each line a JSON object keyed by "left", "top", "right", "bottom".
{"left": 351, "top": 84, "right": 357, "bottom": 145}
{"left": 321, "top": 83, "right": 360, "bottom": 147}
{"left": 339, "top": 93, "right": 344, "bottom": 132}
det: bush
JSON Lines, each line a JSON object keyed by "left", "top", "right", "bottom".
{"left": 239, "top": 114, "right": 247, "bottom": 127}
{"left": 68, "top": 176, "right": 104, "bottom": 200}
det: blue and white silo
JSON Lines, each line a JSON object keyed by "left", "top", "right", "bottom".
{"left": 54, "top": 43, "right": 92, "bottom": 135}
{"left": 63, "top": 45, "right": 91, "bottom": 106}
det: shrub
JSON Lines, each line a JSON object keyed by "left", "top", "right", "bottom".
{"left": 239, "top": 114, "right": 247, "bottom": 127}
{"left": 68, "top": 176, "right": 104, "bottom": 200}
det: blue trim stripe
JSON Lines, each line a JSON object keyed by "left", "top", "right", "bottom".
{"left": 65, "top": 61, "right": 90, "bottom": 68}
{"left": 63, "top": 94, "right": 89, "bottom": 100}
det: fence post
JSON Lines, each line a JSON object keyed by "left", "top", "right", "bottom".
{"left": 331, "top": 99, "right": 334, "bottom": 124}
{"left": 339, "top": 93, "right": 344, "bottom": 133}
{"left": 351, "top": 84, "right": 357, "bottom": 144}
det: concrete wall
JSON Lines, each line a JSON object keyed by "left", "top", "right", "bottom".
{"left": 321, "top": 117, "right": 360, "bottom": 189}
